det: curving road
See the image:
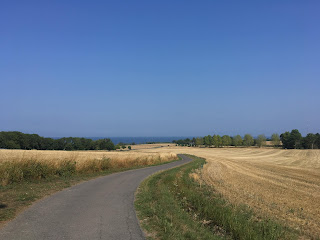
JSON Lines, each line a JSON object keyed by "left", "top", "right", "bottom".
{"left": 0, "top": 154, "right": 192, "bottom": 240}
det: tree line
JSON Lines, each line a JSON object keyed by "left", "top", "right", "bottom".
{"left": 0, "top": 131, "right": 116, "bottom": 151}
{"left": 173, "top": 129, "right": 320, "bottom": 149}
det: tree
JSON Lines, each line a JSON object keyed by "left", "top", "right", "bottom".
{"left": 221, "top": 135, "right": 232, "bottom": 146}
{"left": 233, "top": 135, "right": 243, "bottom": 147}
{"left": 271, "top": 133, "right": 280, "bottom": 147}
{"left": 128, "top": 146, "right": 131, "bottom": 150}
{"left": 243, "top": 134, "right": 254, "bottom": 147}
{"left": 195, "top": 137, "right": 204, "bottom": 146}
{"left": 315, "top": 133, "right": 320, "bottom": 149}
{"left": 204, "top": 135, "right": 212, "bottom": 147}
{"left": 290, "top": 129, "right": 302, "bottom": 149}
{"left": 256, "top": 134, "right": 266, "bottom": 148}
{"left": 303, "top": 133, "right": 317, "bottom": 149}
{"left": 191, "top": 137, "right": 196, "bottom": 146}
{"left": 5, "top": 140, "right": 20, "bottom": 149}
{"left": 213, "top": 135, "right": 222, "bottom": 147}
{"left": 121, "top": 145, "right": 126, "bottom": 149}
{"left": 105, "top": 138, "right": 115, "bottom": 151}
{"left": 280, "top": 131, "right": 291, "bottom": 149}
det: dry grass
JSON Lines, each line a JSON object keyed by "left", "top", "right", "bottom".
{"left": 0, "top": 149, "right": 178, "bottom": 185}
{"left": 139, "top": 146, "right": 320, "bottom": 239}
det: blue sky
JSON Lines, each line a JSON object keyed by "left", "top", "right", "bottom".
{"left": 1, "top": 1, "right": 319, "bottom": 137}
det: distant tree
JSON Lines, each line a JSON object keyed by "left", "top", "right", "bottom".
{"left": 191, "top": 137, "right": 196, "bottom": 146}
{"left": 290, "top": 129, "right": 302, "bottom": 149}
{"left": 256, "top": 134, "right": 266, "bottom": 148}
{"left": 195, "top": 137, "right": 204, "bottom": 146}
{"left": 204, "top": 135, "right": 212, "bottom": 147}
{"left": 105, "top": 138, "right": 115, "bottom": 151}
{"left": 315, "top": 133, "right": 320, "bottom": 149}
{"left": 302, "top": 133, "right": 317, "bottom": 149}
{"left": 6, "top": 140, "right": 20, "bottom": 149}
{"left": 221, "top": 135, "right": 232, "bottom": 146}
{"left": 128, "top": 146, "right": 132, "bottom": 150}
{"left": 271, "top": 133, "right": 280, "bottom": 147}
{"left": 217, "top": 135, "right": 222, "bottom": 147}
{"left": 280, "top": 131, "right": 290, "bottom": 149}
{"left": 243, "top": 134, "right": 254, "bottom": 147}
{"left": 212, "top": 135, "right": 222, "bottom": 147}
{"left": 0, "top": 131, "right": 116, "bottom": 151}
{"left": 65, "top": 142, "right": 74, "bottom": 151}
{"left": 233, "top": 135, "right": 243, "bottom": 147}
{"left": 281, "top": 130, "right": 302, "bottom": 149}
{"left": 121, "top": 145, "right": 126, "bottom": 149}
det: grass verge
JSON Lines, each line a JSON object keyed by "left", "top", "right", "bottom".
{"left": 135, "top": 154, "right": 297, "bottom": 240}
{"left": 0, "top": 157, "right": 179, "bottom": 228}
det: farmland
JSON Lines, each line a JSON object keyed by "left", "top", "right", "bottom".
{"left": 1, "top": 146, "right": 319, "bottom": 238}
{"left": 138, "top": 146, "right": 320, "bottom": 238}
{"left": 0, "top": 149, "right": 177, "bottom": 185}
{"left": 0, "top": 148, "right": 178, "bottom": 226}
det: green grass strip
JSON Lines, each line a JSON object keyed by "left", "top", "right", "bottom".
{"left": 135, "top": 155, "right": 297, "bottom": 240}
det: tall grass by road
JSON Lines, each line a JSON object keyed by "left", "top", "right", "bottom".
{"left": 0, "top": 150, "right": 177, "bottom": 186}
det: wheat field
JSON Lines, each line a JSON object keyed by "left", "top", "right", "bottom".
{"left": 139, "top": 146, "right": 320, "bottom": 238}
{"left": 0, "top": 149, "right": 177, "bottom": 185}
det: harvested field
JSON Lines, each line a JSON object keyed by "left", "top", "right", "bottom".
{"left": 139, "top": 147, "right": 320, "bottom": 239}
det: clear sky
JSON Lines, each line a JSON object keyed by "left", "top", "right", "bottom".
{"left": 1, "top": 1, "right": 319, "bottom": 137}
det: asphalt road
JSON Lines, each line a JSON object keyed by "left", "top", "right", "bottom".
{"left": 0, "top": 154, "right": 192, "bottom": 240}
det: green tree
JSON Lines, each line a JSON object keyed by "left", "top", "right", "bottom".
{"left": 280, "top": 131, "right": 291, "bottom": 149}
{"left": 221, "top": 135, "right": 232, "bottom": 146}
{"left": 303, "top": 133, "right": 317, "bottom": 149}
{"left": 243, "top": 134, "right": 254, "bottom": 147}
{"left": 271, "top": 133, "right": 280, "bottom": 147}
{"left": 290, "top": 129, "right": 302, "bottom": 149}
{"left": 195, "top": 137, "right": 203, "bottom": 146}
{"left": 204, "top": 135, "right": 212, "bottom": 147}
{"left": 233, "top": 135, "right": 243, "bottom": 147}
{"left": 315, "top": 133, "right": 320, "bottom": 149}
{"left": 128, "top": 146, "right": 132, "bottom": 150}
{"left": 256, "top": 134, "right": 266, "bottom": 148}
{"left": 213, "top": 135, "right": 222, "bottom": 147}
{"left": 105, "top": 138, "right": 115, "bottom": 151}
{"left": 5, "top": 140, "right": 20, "bottom": 149}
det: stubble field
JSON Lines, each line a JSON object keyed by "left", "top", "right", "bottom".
{"left": 1, "top": 145, "right": 319, "bottom": 238}
{"left": 138, "top": 146, "right": 320, "bottom": 238}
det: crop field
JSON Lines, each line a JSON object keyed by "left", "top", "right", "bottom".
{"left": 139, "top": 146, "right": 320, "bottom": 238}
{"left": 1, "top": 146, "right": 319, "bottom": 238}
{"left": 0, "top": 149, "right": 177, "bottom": 185}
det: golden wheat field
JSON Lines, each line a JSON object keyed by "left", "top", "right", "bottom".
{"left": 0, "top": 149, "right": 178, "bottom": 185}
{"left": 0, "top": 149, "right": 177, "bottom": 167}
{"left": 139, "top": 146, "right": 320, "bottom": 238}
